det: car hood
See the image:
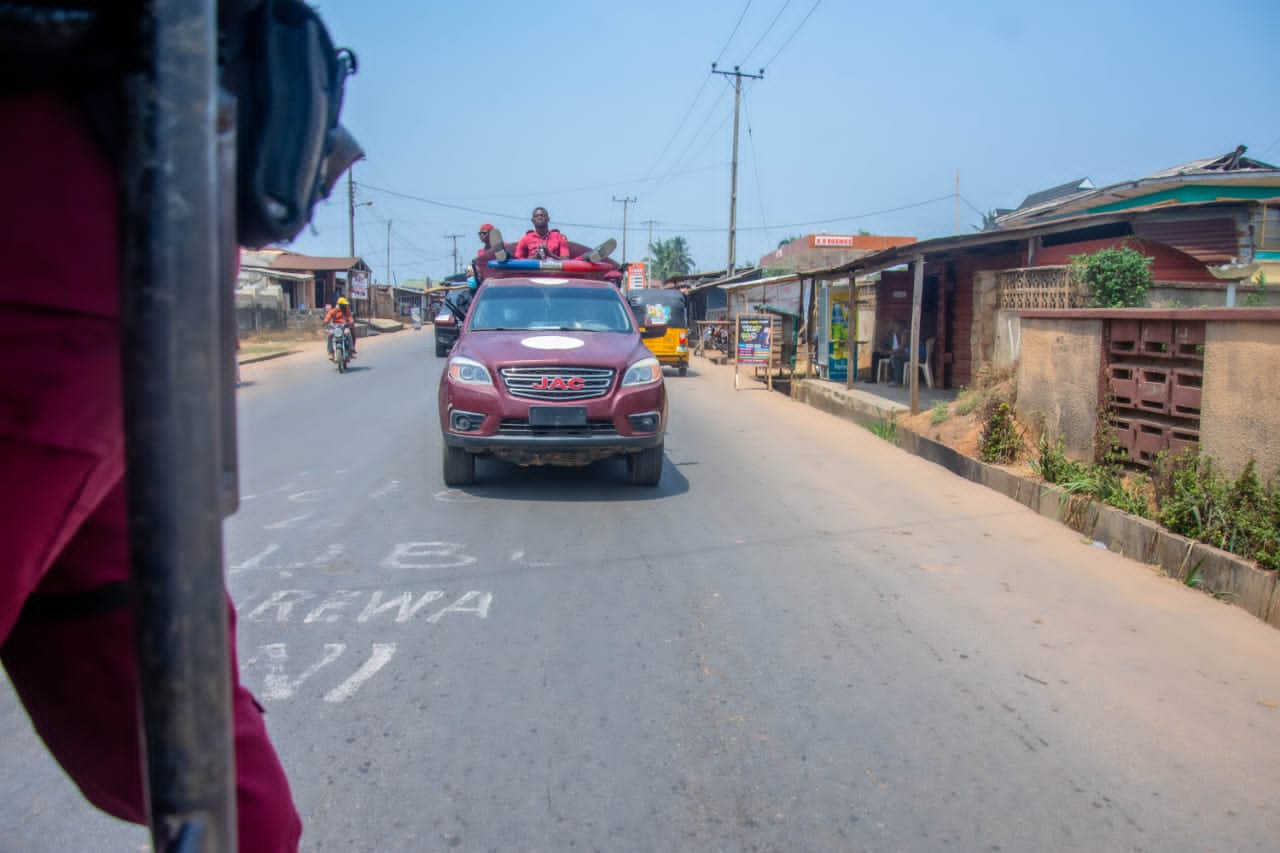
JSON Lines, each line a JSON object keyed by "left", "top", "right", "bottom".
{"left": 452, "top": 330, "right": 654, "bottom": 368}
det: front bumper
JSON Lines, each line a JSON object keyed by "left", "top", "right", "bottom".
{"left": 440, "top": 379, "right": 666, "bottom": 466}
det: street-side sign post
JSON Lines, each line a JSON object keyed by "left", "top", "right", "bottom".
{"left": 734, "top": 313, "right": 776, "bottom": 391}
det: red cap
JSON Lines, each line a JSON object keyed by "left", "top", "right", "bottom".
{"left": 480, "top": 223, "right": 494, "bottom": 231}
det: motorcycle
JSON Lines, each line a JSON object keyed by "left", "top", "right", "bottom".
{"left": 327, "top": 323, "right": 352, "bottom": 372}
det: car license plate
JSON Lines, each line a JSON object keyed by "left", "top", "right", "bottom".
{"left": 528, "top": 406, "right": 586, "bottom": 427}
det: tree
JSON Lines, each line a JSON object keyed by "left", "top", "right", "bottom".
{"left": 777, "top": 234, "right": 801, "bottom": 248}
{"left": 649, "top": 236, "right": 695, "bottom": 283}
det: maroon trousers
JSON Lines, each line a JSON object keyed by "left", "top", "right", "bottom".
{"left": 0, "top": 93, "right": 301, "bottom": 852}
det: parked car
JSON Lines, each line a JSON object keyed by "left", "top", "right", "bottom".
{"left": 433, "top": 287, "right": 472, "bottom": 357}
{"left": 437, "top": 274, "right": 668, "bottom": 486}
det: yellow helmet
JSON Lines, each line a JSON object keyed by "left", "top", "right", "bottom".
{"left": 337, "top": 296, "right": 350, "bottom": 305}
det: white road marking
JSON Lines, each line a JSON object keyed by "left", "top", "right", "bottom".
{"left": 247, "top": 589, "right": 315, "bottom": 621}
{"left": 246, "top": 642, "right": 345, "bottom": 701}
{"left": 230, "top": 544, "right": 280, "bottom": 574}
{"left": 324, "top": 644, "right": 397, "bottom": 703}
{"left": 303, "top": 591, "right": 364, "bottom": 623}
{"left": 265, "top": 512, "right": 314, "bottom": 530}
{"left": 381, "top": 542, "right": 477, "bottom": 569}
{"left": 426, "top": 591, "right": 493, "bottom": 622}
{"left": 358, "top": 590, "right": 445, "bottom": 623}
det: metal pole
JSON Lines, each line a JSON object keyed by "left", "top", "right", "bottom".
{"left": 120, "top": 2, "right": 235, "bottom": 850}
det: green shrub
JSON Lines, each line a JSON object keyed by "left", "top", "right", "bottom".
{"left": 1032, "top": 435, "right": 1151, "bottom": 518}
{"left": 1069, "top": 246, "right": 1153, "bottom": 308}
{"left": 930, "top": 401, "right": 951, "bottom": 425}
{"left": 1153, "top": 452, "right": 1280, "bottom": 571}
{"left": 980, "top": 402, "right": 1022, "bottom": 464}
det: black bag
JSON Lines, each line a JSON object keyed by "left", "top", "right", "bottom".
{"left": 228, "top": 0, "right": 362, "bottom": 247}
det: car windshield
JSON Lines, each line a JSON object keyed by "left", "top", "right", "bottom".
{"left": 628, "top": 290, "right": 688, "bottom": 328}
{"left": 469, "top": 285, "right": 635, "bottom": 333}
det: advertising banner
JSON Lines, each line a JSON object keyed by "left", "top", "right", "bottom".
{"left": 736, "top": 315, "right": 773, "bottom": 365}
{"left": 627, "top": 262, "right": 646, "bottom": 291}
{"left": 349, "top": 269, "right": 369, "bottom": 299}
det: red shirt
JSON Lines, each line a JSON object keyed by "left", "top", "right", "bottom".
{"left": 515, "top": 228, "right": 569, "bottom": 259}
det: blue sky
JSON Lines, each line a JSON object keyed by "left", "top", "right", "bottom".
{"left": 292, "top": 0, "right": 1280, "bottom": 283}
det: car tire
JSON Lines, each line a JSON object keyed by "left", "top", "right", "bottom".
{"left": 626, "top": 442, "right": 664, "bottom": 486}
{"left": 443, "top": 445, "right": 475, "bottom": 486}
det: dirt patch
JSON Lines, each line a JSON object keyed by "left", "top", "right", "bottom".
{"left": 898, "top": 374, "right": 1033, "bottom": 465}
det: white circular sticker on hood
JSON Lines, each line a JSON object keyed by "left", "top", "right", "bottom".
{"left": 522, "top": 335, "right": 585, "bottom": 350}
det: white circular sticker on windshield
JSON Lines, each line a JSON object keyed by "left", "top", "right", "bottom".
{"left": 522, "top": 335, "right": 585, "bottom": 350}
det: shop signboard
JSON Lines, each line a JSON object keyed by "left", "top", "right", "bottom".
{"left": 349, "top": 269, "right": 369, "bottom": 299}
{"left": 734, "top": 313, "right": 776, "bottom": 391}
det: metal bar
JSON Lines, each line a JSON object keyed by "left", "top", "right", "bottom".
{"left": 119, "top": 2, "right": 236, "bottom": 851}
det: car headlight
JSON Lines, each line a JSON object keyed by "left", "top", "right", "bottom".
{"left": 447, "top": 356, "right": 493, "bottom": 386}
{"left": 621, "top": 356, "right": 661, "bottom": 387}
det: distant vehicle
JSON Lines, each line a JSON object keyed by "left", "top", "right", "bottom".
{"left": 628, "top": 287, "right": 690, "bottom": 376}
{"left": 433, "top": 286, "right": 472, "bottom": 357}
{"left": 437, "top": 266, "right": 668, "bottom": 487}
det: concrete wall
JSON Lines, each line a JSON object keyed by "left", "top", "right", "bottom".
{"left": 1200, "top": 319, "right": 1280, "bottom": 479}
{"left": 992, "top": 309, "right": 1021, "bottom": 374}
{"left": 1015, "top": 317, "right": 1102, "bottom": 460}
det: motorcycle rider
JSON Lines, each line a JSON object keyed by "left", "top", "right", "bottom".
{"left": 324, "top": 296, "right": 356, "bottom": 359}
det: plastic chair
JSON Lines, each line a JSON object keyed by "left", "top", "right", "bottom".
{"left": 876, "top": 358, "right": 893, "bottom": 383}
{"left": 904, "top": 338, "right": 935, "bottom": 388}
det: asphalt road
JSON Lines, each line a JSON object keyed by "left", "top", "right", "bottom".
{"left": 3, "top": 327, "right": 1279, "bottom": 852}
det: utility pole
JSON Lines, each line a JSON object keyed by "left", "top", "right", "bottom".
{"left": 641, "top": 219, "right": 658, "bottom": 263}
{"left": 378, "top": 219, "right": 389, "bottom": 319}
{"left": 712, "top": 63, "right": 763, "bottom": 276}
{"left": 445, "top": 233, "right": 463, "bottom": 275}
{"left": 955, "top": 168, "right": 961, "bottom": 235}
{"left": 347, "top": 165, "right": 355, "bottom": 257}
{"left": 613, "top": 195, "right": 636, "bottom": 265}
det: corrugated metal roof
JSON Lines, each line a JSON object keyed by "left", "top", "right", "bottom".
{"left": 1131, "top": 218, "right": 1240, "bottom": 264}
{"left": 269, "top": 253, "right": 364, "bottom": 272}
{"left": 1017, "top": 178, "right": 1095, "bottom": 210}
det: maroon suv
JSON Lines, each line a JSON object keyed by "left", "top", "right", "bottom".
{"left": 437, "top": 274, "right": 668, "bottom": 486}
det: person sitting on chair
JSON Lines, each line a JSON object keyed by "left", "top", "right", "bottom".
{"left": 869, "top": 319, "right": 904, "bottom": 384}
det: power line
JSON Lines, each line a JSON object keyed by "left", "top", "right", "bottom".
{"left": 760, "top": 0, "right": 822, "bottom": 70}
{"left": 643, "top": 72, "right": 714, "bottom": 181}
{"left": 740, "top": 0, "right": 791, "bottom": 66}
{"left": 653, "top": 81, "right": 734, "bottom": 187}
{"left": 354, "top": 180, "right": 954, "bottom": 236}
{"left": 714, "top": 0, "right": 755, "bottom": 67}
{"left": 742, "top": 94, "right": 771, "bottom": 249}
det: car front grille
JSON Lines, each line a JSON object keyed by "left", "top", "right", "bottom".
{"left": 500, "top": 366, "right": 615, "bottom": 401}
{"left": 497, "top": 419, "right": 619, "bottom": 437}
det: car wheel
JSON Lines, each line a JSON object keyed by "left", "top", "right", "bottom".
{"left": 626, "top": 442, "right": 663, "bottom": 486}
{"left": 443, "top": 445, "right": 475, "bottom": 486}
